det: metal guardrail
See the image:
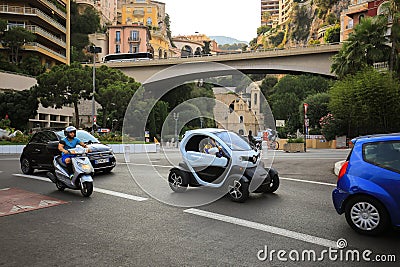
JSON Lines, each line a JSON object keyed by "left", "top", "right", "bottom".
{"left": 26, "top": 25, "right": 66, "bottom": 47}
{"left": 101, "top": 43, "right": 342, "bottom": 66}
{"left": 0, "top": 5, "right": 66, "bottom": 32}
{"left": 25, "top": 42, "right": 66, "bottom": 60}
{"left": 37, "top": 0, "right": 66, "bottom": 18}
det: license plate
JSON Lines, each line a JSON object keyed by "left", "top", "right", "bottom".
{"left": 95, "top": 158, "right": 109, "bottom": 164}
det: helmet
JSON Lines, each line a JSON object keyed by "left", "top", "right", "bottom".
{"left": 64, "top": 126, "right": 77, "bottom": 136}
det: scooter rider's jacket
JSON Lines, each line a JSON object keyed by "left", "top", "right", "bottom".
{"left": 60, "top": 137, "right": 82, "bottom": 155}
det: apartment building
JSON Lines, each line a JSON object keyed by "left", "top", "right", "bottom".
{"left": 108, "top": 24, "right": 151, "bottom": 54}
{"left": 117, "top": 0, "right": 171, "bottom": 59}
{"left": 0, "top": 0, "right": 70, "bottom": 66}
{"left": 340, "top": 0, "right": 388, "bottom": 41}
{"left": 75, "top": 0, "right": 117, "bottom": 25}
{"left": 279, "top": 0, "right": 293, "bottom": 25}
{"left": 261, "top": 0, "right": 280, "bottom": 26}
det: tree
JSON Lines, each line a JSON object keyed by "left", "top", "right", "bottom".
{"left": 202, "top": 41, "right": 211, "bottom": 55}
{"left": 1, "top": 27, "right": 36, "bottom": 64}
{"left": 0, "top": 89, "right": 39, "bottom": 130}
{"left": 165, "top": 14, "right": 175, "bottom": 48}
{"left": 0, "top": 18, "right": 6, "bottom": 37}
{"left": 257, "top": 25, "right": 271, "bottom": 36}
{"left": 270, "top": 75, "right": 331, "bottom": 133}
{"left": 260, "top": 76, "right": 278, "bottom": 100}
{"left": 20, "top": 56, "right": 45, "bottom": 76}
{"left": 324, "top": 24, "right": 340, "bottom": 43}
{"left": 34, "top": 63, "right": 92, "bottom": 127}
{"left": 329, "top": 68, "right": 400, "bottom": 137}
{"left": 379, "top": 0, "right": 400, "bottom": 73}
{"left": 331, "top": 17, "right": 390, "bottom": 78}
{"left": 299, "top": 92, "right": 330, "bottom": 130}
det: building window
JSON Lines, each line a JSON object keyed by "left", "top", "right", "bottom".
{"left": 130, "top": 30, "right": 139, "bottom": 41}
{"left": 147, "top": 17, "right": 152, "bottom": 25}
{"left": 359, "top": 14, "right": 364, "bottom": 22}
{"left": 116, "top": 44, "right": 120, "bottom": 53}
{"left": 239, "top": 116, "right": 244, "bottom": 124}
{"left": 254, "top": 93, "right": 258, "bottom": 105}
{"left": 116, "top": 31, "right": 121, "bottom": 42}
{"left": 135, "top": 0, "right": 146, "bottom": 2}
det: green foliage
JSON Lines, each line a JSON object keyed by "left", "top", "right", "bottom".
{"left": 329, "top": 68, "right": 400, "bottom": 137}
{"left": 0, "top": 18, "right": 6, "bottom": 34}
{"left": 291, "top": 4, "right": 313, "bottom": 43}
{"left": 299, "top": 92, "right": 330, "bottom": 129}
{"left": 10, "top": 132, "right": 30, "bottom": 144}
{"left": 257, "top": 25, "right": 272, "bottom": 36}
{"left": 165, "top": 14, "right": 175, "bottom": 48}
{"left": 331, "top": 17, "right": 390, "bottom": 78}
{"left": 218, "top": 43, "right": 247, "bottom": 51}
{"left": 324, "top": 24, "right": 340, "bottom": 43}
{"left": 0, "top": 90, "right": 39, "bottom": 130}
{"left": 260, "top": 76, "right": 278, "bottom": 100}
{"left": 270, "top": 31, "right": 285, "bottom": 47}
{"left": 319, "top": 113, "right": 338, "bottom": 141}
{"left": 19, "top": 56, "right": 46, "bottom": 76}
{"left": 34, "top": 63, "right": 92, "bottom": 127}
{"left": 326, "top": 13, "right": 339, "bottom": 25}
{"left": 1, "top": 27, "right": 36, "bottom": 64}
{"left": 314, "top": 0, "right": 339, "bottom": 11}
{"left": 202, "top": 41, "right": 211, "bottom": 55}
{"left": 270, "top": 75, "right": 331, "bottom": 134}
{"left": 287, "top": 137, "right": 304, "bottom": 143}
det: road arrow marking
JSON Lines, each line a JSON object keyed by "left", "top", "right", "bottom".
{"left": 10, "top": 205, "right": 35, "bottom": 213}
{"left": 39, "top": 200, "right": 61, "bottom": 207}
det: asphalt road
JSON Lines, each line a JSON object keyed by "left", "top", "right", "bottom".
{"left": 0, "top": 149, "right": 399, "bottom": 266}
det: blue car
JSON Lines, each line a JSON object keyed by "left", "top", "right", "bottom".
{"left": 332, "top": 133, "right": 400, "bottom": 235}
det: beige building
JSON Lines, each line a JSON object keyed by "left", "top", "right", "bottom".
{"left": 279, "top": 0, "right": 293, "bottom": 25}
{"left": 213, "top": 85, "right": 264, "bottom": 136}
{"left": 261, "top": 0, "right": 293, "bottom": 27}
{"left": 0, "top": 0, "right": 70, "bottom": 66}
{"left": 75, "top": 0, "right": 117, "bottom": 25}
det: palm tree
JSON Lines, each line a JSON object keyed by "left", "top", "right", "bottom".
{"left": 379, "top": 0, "right": 400, "bottom": 72}
{"left": 331, "top": 17, "right": 390, "bottom": 78}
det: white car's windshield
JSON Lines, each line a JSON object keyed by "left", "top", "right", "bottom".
{"left": 57, "top": 130, "right": 100, "bottom": 144}
{"left": 215, "top": 131, "right": 252, "bottom": 151}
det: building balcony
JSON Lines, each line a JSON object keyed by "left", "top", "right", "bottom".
{"left": 128, "top": 37, "right": 141, "bottom": 43}
{"left": 133, "top": 10, "right": 145, "bottom": 17}
{"left": 24, "top": 42, "right": 66, "bottom": 63}
{"left": 26, "top": 25, "right": 66, "bottom": 48}
{"left": 36, "top": 0, "right": 66, "bottom": 19}
{"left": 0, "top": 5, "right": 66, "bottom": 33}
{"left": 75, "top": 0, "right": 96, "bottom": 8}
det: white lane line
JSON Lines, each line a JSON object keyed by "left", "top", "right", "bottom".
{"left": 184, "top": 208, "right": 337, "bottom": 248}
{"left": 12, "top": 174, "right": 148, "bottom": 202}
{"left": 0, "top": 187, "right": 10, "bottom": 191}
{"left": 280, "top": 177, "right": 336, "bottom": 187}
{"left": 94, "top": 188, "right": 147, "bottom": 201}
{"left": 0, "top": 158, "right": 20, "bottom": 161}
{"left": 122, "top": 163, "right": 172, "bottom": 168}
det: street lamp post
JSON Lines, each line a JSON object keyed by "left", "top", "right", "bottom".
{"left": 173, "top": 112, "right": 179, "bottom": 148}
{"left": 89, "top": 45, "right": 102, "bottom": 134}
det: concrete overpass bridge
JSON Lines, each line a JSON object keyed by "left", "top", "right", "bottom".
{"left": 99, "top": 43, "right": 342, "bottom": 84}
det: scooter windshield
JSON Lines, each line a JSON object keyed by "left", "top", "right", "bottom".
{"left": 215, "top": 132, "right": 252, "bottom": 151}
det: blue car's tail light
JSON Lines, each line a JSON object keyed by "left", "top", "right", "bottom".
{"left": 338, "top": 161, "right": 349, "bottom": 181}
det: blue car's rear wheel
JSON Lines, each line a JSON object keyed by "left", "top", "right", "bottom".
{"left": 345, "top": 195, "right": 389, "bottom": 235}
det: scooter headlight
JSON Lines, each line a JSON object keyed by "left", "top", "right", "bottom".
{"left": 81, "top": 164, "right": 91, "bottom": 171}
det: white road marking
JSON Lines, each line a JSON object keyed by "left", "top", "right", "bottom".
{"left": 184, "top": 208, "right": 338, "bottom": 248}
{"left": 12, "top": 174, "right": 148, "bottom": 202}
{"left": 39, "top": 200, "right": 61, "bottom": 207}
{"left": 280, "top": 177, "right": 336, "bottom": 187}
{"left": 94, "top": 188, "right": 148, "bottom": 201}
{"left": 0, "top": 187, "right": 10, "bottom": 191}
{"left": 10, "top": 205, "right": 35, "bottom": 212}
{"left": 0, "top": 158, "right": 20, "bottom": 161}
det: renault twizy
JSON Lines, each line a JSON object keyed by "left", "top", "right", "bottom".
{"left": 168, "top": 129, "right": 279, "bottom": 202}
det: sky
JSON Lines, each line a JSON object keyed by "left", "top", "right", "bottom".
{"left": 163, "top": 0, "right": 260, "bottom": 42}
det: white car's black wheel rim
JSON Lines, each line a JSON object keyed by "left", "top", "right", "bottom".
{"left": 229, "top": 180, "right": 243, "bottom": 199}
{"left": 350, "top": 202, "right": 380, "bottom": 231}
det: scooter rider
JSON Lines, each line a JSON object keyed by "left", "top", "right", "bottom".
{"left": 58, "top": 126, "right": 89, "bottom": 178}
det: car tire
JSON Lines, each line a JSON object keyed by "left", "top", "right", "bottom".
{"left": 227, "top": 178, "right": 249, "bottom": 203}
{"left": 264, "top": 174, "right": 280, "bottom": 193}
{"left": 344, "top": 195, "right": 390, "bottom": 236}
{"left": 21, "top": 158, "right": 34, "bottom": 175}
{"left": 168, "top": 169, "right": 188, "bottom": 193}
